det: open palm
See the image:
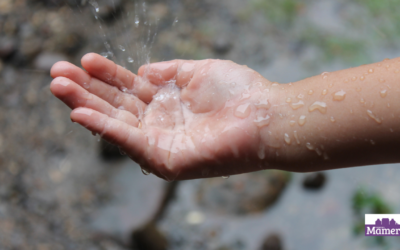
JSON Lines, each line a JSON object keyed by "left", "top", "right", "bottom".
{"left": 51, "top": 54, "right": 273, "bottom": 180}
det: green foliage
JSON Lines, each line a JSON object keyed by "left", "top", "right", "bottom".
{"left": 354, "top": 0, "right": 400, "bottom": 41}
{"left": 351, "top": 188, "right": 392, "bottom": 248}
{"left": 252, "top": 0, "right": 304, "bottom": 26}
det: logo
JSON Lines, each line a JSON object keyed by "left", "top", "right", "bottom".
{"left": 365, "top": 214, "right": 400, "bottom": 236}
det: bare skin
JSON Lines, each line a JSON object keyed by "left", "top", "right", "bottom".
{"left": 50, "top": 54, "right": 400, "bottom": 180}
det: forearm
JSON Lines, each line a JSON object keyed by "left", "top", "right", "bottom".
{"left": 263, "top": 58, "right": 400, "bottom": 172}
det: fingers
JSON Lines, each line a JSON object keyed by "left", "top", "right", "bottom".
{"left": 71, "top": 108, "right": 147, "bottom": 161}
{"left": 138, "top": 60, "right": 196, "bottom": 88}
{"left": 51, "top": 77, "right": 139, "bottom": 127}
{"left": 81, "top": 53, "right": 158, "bottom": 103}
{"left": 51, "top": 61, "right": 146, "bottom": 115}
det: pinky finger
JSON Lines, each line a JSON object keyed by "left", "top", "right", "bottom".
{"left": 71, "top": 107, "right": 147, "bottom": 161}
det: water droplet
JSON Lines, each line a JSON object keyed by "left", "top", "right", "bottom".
{"left": 330, "top": 116, "right": 336, "bottom": 123}
{"left": 254, "top": 100, "right": 270, "bottom": 110}
{"left": 395, "top": 69, "right": 399, "bottom": 73}
{"left": 293, "top": 131, "right": 300, "bottom": 144}
{"left": 289, "top": 120, "right": 296, "bottom": 126}
{"left": 119, "top": 147, "right": 126, "bottom": 155}
{"left": 356, "top": 87, "right": 362, "bottom": 92}
{"left": 309, "top": 101, "right": 327, "bottom": 114}
{"left": 127, "top": 57, "right": 134, "bottom": 63}
{"left": 141, "top": 168, "right": 151, "bottom": 175}
{"left": 323, "top": 152, "right": 329, "bottom": 160}
{"left": 235, "top": 103, "right": 251, "bottom": 118}
{"left": 306, "top": 142, "right": 314, "bottom": 150}
{"left": 100, "top": 52, "right": 110, "bottom": 58}
{"left": 379, "top": 79, "right": 385, "bottom": 83}
{"left": 82, "top": 82, "right": 90, "bottom": 89}
{"left": 286, "top": 97, "right": 292, "bottom": 103}
{"left": 328, "top": 83, "right": 333, "bottom": 88}
{"left": 290, "top": 100, "right": 305, "bottom": 110}
{"left": 333, "top": 90, "right": 346, "bottom": 101}
{"left": 297, "top": 93, "right": 304, "bottom": 99}
{"left": 241, "top": 92, "right": 251, "bottom": 100}
{"left": 352, "top": 76, "right": 357, "bottom": 81}
{"left": 298, "top": 115, "right": 306, "bottom": 126}
{"left": 387, "top": 103, "right": 390, "bottom": 108}
{"left": 222, "top": 176, "right": 230, "bottom": 179}
{"left": 118, "top": 45, "right": 126, "bottom": 51}
{"left": 380, "top": 89, "right": 387, "bottom": 98}
{"left": 173, "top": 17, "right": 179, "bottom": 26}
{"left": 344, "top": 79, "right": 349, "bottom": 83}
{"left": 121, "top": 87, "right": 128, "bottom": 92}
{"left": 366, "top": 110, "right": 382, "bottom": 124}
{"left": 308, "top": 90, "right": 314, "bottom": 95}
{"left": 254, "top": 115, "right": 271, "bottom": 127}
{"left": 134, "top": 16, "right": 140, "bottom": 27}
{"left": 370, "top": 140, "right": 375, "bottom": 145}
{"left": 360, "top": 98, "right": 365, "bottom": 104}
{"left": 321, "top": 72, "right": 329, "bottom": 79}
{"left": 272, "top": 83, "right": 279, "bottom": 87}
{"left": 360, "top": 76, "right": 365, "bottom": 81}
{"left": 385, "top": 64, "right": 390, "bottom": 69}
{"left": 368, "top": 69, "right": 374, "bottom": 73}
{"left": 284, "top": 133, "right": 291, "bottom": 145}
{"left": 315, "top": 147, "right": 322, "bottom": 156}
{"left": 322, "top": 89, "right": 328, "bottom": 95}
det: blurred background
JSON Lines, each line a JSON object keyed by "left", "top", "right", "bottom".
{"left": 1, "top": 0, "right": 400, "bottom": 249}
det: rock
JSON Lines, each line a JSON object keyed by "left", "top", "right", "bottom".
{"left": 11, "top": 36, "right": 43, "bottom": 66}
{"left": 34, "top": 52, "right": 68, "bottom": 71}
{"left": 130, "top": 222, "right": 168, "bottom": 250}
{"left": 94, "top": 0, "right": 123, "bottom": 21}
{"left": 260, "top": 233, "right": 283, "bottom": 250}
{"left": 302, "top": 172, "right": 326, "bottom": 190}
{"left": 197, "top": 170, "right": 290, "bottom": 215}
{"left": 0, "top": 37, "right": 17, "bottom": 59}
{"left": 212, "top": 36, "right": 233, "bottom": 54}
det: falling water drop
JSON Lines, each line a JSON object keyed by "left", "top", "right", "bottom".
{"left": 134, "top": 16, "right": 140, "bottom": 27}
{"left": 173, "top": 17, "right": 179, "bottom": 26}
{"left": 118, "top": 45, "right": 126, "bottom": 51}
{"left": 141, "top": 168, "right": 151, "bottom": 175}
{"left": 127, "top": 57, "right": 134, "bottom": 63}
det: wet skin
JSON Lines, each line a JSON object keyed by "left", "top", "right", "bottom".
{"left": 51, "top": 54, "right": 400, "bottom": 180}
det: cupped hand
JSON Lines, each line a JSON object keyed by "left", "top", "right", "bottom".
{"left": 51, "top": 53, "right": 277, "bottom": 180}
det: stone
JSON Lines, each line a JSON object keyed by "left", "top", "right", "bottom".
{"left": 34, "top": 52, "right": 68, "bottom": 71}
{"left": 212, "top": 36, "right": 233, "bottom": 54}
{"left": 197, "top": 170, "right": 291, "bottom": 215}
{"left": 302, "top": 172, "right": 326, "bottom": 190}
{"left": 130, "top": 222, "right": 168, "bottom": 250}
{"left": 260, "top": 233, "right": 283, "bottom": 250}
{"left": 0, "top": 37, "right": 17, "bottom": 59}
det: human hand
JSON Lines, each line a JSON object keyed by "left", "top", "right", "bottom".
{"left": 51, "top": 53, "right": 280, "bottom": 180}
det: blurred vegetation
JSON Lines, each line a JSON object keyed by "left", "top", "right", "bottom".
{"left": 252, "top": 0, "right": 305, "bottom": 26}
{"left": 354, "top": 0, "right": 400, "bottom": 42}
{"left": 351, "top": 188, "right": 392, "bottom": 248}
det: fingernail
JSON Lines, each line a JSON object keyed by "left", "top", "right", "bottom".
{"left": 74, "top": 108, "right": 93, "bottom": 116}
{"left": 55, "top": 78, "right": 70, "bottom": 86}
{"left": 150, "top": 61, "right": 176, "bottom": 71}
